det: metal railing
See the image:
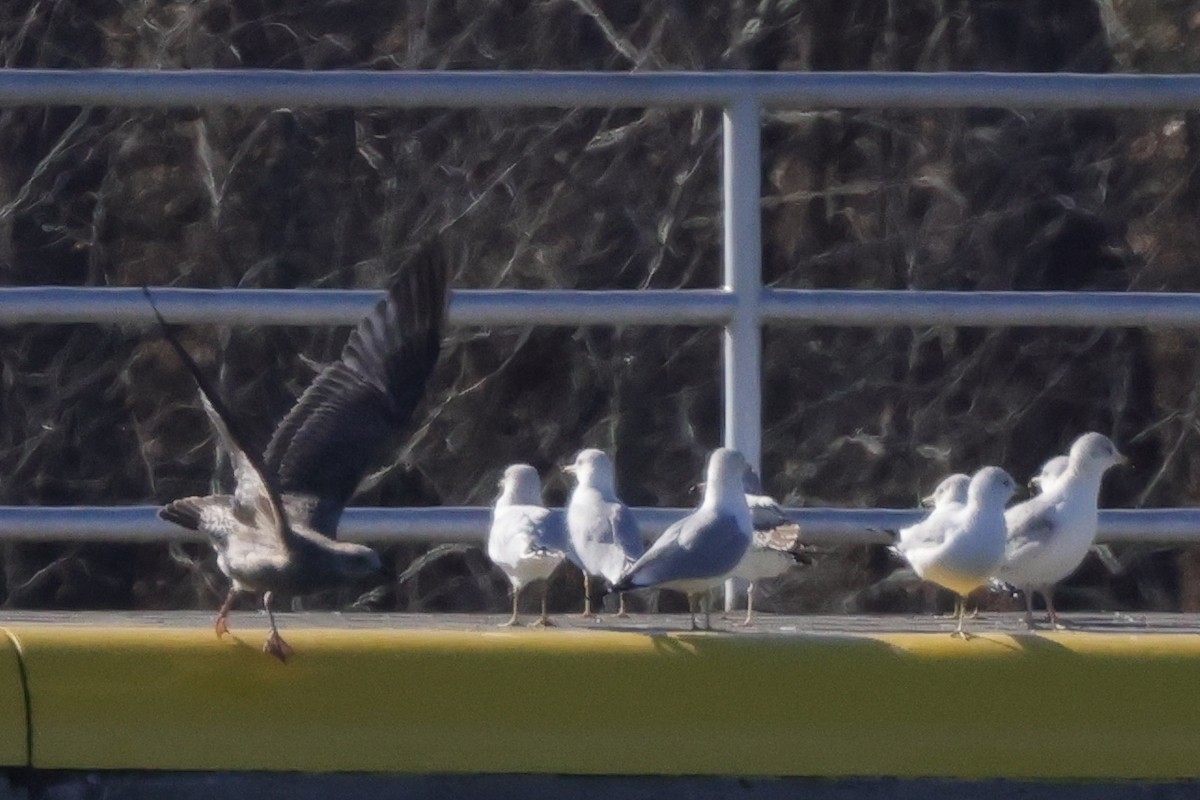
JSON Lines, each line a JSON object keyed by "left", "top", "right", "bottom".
{"left": 3, "top": 69, "right": 1200, "bottom": 546}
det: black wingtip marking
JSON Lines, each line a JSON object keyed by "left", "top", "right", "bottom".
{"left": 159, "top": 499, "right": 201, "bottom": 531}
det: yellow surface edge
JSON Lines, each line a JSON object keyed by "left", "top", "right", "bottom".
{"left": 0, "top": 632, "right": 28, "bottom": 767}
{"left": 7, "top": 624, "right": 1200, "bottom": 778}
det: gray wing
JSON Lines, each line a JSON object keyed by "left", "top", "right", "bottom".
{"left": 895, "top": 508, "right": 952, "bottom": 555}
{"left": 611, "top": 503, "right": 645, "bottom": 561}
{"left": 263, "top": 245, "right": 446, "bottom": 536}
{"left": 145, "top": 289, "right": 287, "bottom": 548}
{"left": 532, "top": 508, "right": 569, "bottom": 554}
{"left": 616, "top": 509, "right": 747, "bottom": 590}
{"left": 1003, "top": 496, "right": 1059, "bottom": 561}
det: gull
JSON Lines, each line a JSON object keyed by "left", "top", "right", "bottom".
{"left": 894, "top": 466, "right": 1017, "bottom": 638}
{"left": 1031, "top": 454, "right": 1122, "bottom": 575}
{"left": 1029, "top": 455, "right": 1068, "bottom": 495}
{"left": 892, "top": 473, "right": 971, "bottom": 557}
{"left": 729, "top": 467, "right": 811, "bottom": 627}
{"left": 887, "top": 473, "right": 970, "bottom": 614}
{"left": 488, "top": 464, "right": 567, "bottom": 627}
{"left": 563, "top": 449, "right": 645, "bottom": 618}
{"left": 995, "top": 432, "right": 1128, "bottom": 630}
{"left": 149, "top": 245, "right": 446, "bottom": 661}
{"left": 611, "top": 448, "right": 753, "bottom": 631}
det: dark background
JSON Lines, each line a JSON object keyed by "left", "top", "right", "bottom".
{"left": 0, "top": 0, "right": 1197, "bottom": 617}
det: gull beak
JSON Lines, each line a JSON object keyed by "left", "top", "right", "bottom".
{"left": 1027, "top": 478, "right": 1042, "bottom": 492}
{"left": 1116, "top": 452, "right": 1130, "bottom": 467}
{"left": 562, "top": 463, "right": 577, "bottom": 475}
{"left": 691, "top": 481, "right": 706, "bottom": 495}
{"left": 919, "top": 493, "right": 935, "bottom": 508}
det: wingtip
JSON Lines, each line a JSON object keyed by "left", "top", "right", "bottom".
{"left": 159, "top": 499, "right": 202, "bottom": 531}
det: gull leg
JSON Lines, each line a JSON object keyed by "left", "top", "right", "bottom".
{"left": 702, "top": 591, "right": 712, "bottom": 631}
{"left": 534, "top": 582, "right": 554, "bottom": 627}
{"left": 500, "top": 587, "right": 522, "bottom": 627}
{"left": 950, "top": 596, "right": 973, "bottom": 640}
{"left": 580, "top": 574, "right": 597, "bottom": 620}
{"left": 214, "top": 589, "right": 238, "bottom": 638}
{"left": 615, "top": 592, "right": 630, "bottom": 618}
{"left": 1022, "top": 589, "right": 1038, "bottom": 631}
{"left": 261, "top": 592, "right": 293, "bottom": 663}
{"left": 736, "top": 583, "right": 756, "bottom": 627}
{"left": 687, "top": 594, "right": 700, "bottom": 631}
{"left": 1045, "top": 586, "right": 1069, "bottom": 630}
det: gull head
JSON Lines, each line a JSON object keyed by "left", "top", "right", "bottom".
{"left": 702, "top": 448, "right": 748, "bottom": 507}
{"left": 497, "top": 464, "right": 543, "bottom": 507}
{"left": 563, "top": 448, "right": 615, "bottom": 492}
{"left": 1067, "top": 432, "right": 1128, "bottom": 475}
{"left": 1030, "top": 454, "right": 1069, "bottom": 494}
{"left": 967, "top": 466, "right": 1017, "bottom": 509}
{"left": 921, "top": 473, "right": 970, "bottom": 508}
{"left": 335, "top": 543, "right": 384, "bottom": 580}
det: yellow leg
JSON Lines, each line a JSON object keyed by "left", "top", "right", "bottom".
{"left": 581, "top": 574, "right": 597, "bottom": 619}
{"left": 534, "top": 583, "right": 554, "bottom": 627}
{"left": 737, "top": 583, "right": 756, "bottom": 627}
{"left": 500, "top": 587, "right": 522, "bottom": 627}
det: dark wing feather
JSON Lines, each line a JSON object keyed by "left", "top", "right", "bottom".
{"left": 142, "top": 288, "right": 288, "bottom": 545}
{"left": 263, "top": 244, "right": 447, "bottom": 534}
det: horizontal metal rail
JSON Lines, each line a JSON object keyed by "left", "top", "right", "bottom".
{"left": 0, "top": 506, "right": 1191, "bottom": 546}
{"left": 8, "top": 287, "right": 1200, "bottom": 328}
{"left": 3, "top": 70, "right": 1200, "bottom": 110}
{"left": 0, "top": 287, "right": 734, "bottom": 327}
{"left": 4, "top": 69, "right": 1200, "bottom": 550}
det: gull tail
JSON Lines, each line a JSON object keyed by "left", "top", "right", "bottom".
{"left": 609, "top": 575, "right": 637, "bottom": 595}
{"left": 989, "top": 578, "right": 1018, "bottom": 595}
{"left": 526, "top": 545, "right": 564, "bottom": 561}
{"left": 160, "top": 498, "right": 203, "bottom": 531}
{"left": 788, "top": 549, "right": 814, "bottom": 566}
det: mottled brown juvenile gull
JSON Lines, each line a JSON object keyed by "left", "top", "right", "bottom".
{"left": 729, "top": 467, "right": 810, "bottom": 627}
{"left": 563, "top": 448, "right": 644, "bottom": 618}
{"left": 611, "top": 448, "right": 753, "bottom": 631}
{"left": 995, "top": 432, "right": 1127, "bottom": 630}
{"left": 488, "top": 464, "right": 567, "bottom": 627}
{"left": 148, "top": 246, "right": 446, "bottom": 661}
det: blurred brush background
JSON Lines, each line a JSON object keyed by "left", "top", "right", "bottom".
{"left": 0, "top": 0, "right": 1198, "bottom": 617}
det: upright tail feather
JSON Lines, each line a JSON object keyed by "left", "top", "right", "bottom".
{"left": 159, "top": 498, "right": 203, "bottom": 531}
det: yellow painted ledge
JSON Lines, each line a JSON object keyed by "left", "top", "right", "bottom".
{"left": 6, "top": 625, "right": 1200, "bottom": 778}
{"left": 0, "top": 632, "right": 28, "bottom": 766}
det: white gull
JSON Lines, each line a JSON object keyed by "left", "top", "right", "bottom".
{"left": 994, "top": 432, "right": 1127, "bottom": 629}
{"left": 487, "top": 464, "right": 567, "bottom": 627}
{"left": 612, "top": 448, "right": 753, "bottom": 631}
{"left": 564, "top": 448, "right": 645, "bottom": 618}
{"left": 895, "top": 467, "right": 1016, "bottom": 638}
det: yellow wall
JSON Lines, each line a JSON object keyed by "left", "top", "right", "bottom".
{"left": 0, "top": 624, "right": 1198, "bottom": 777}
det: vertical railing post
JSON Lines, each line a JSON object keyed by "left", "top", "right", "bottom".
{"left": 722, "top": 95, "right": 763, "bottom": 611}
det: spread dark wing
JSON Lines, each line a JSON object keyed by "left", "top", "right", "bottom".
{"left": 143, "top": 288, "right": 287, "bottom": 546}
{"left": 263, "top": 244, "right": 447, "bottom": 536}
